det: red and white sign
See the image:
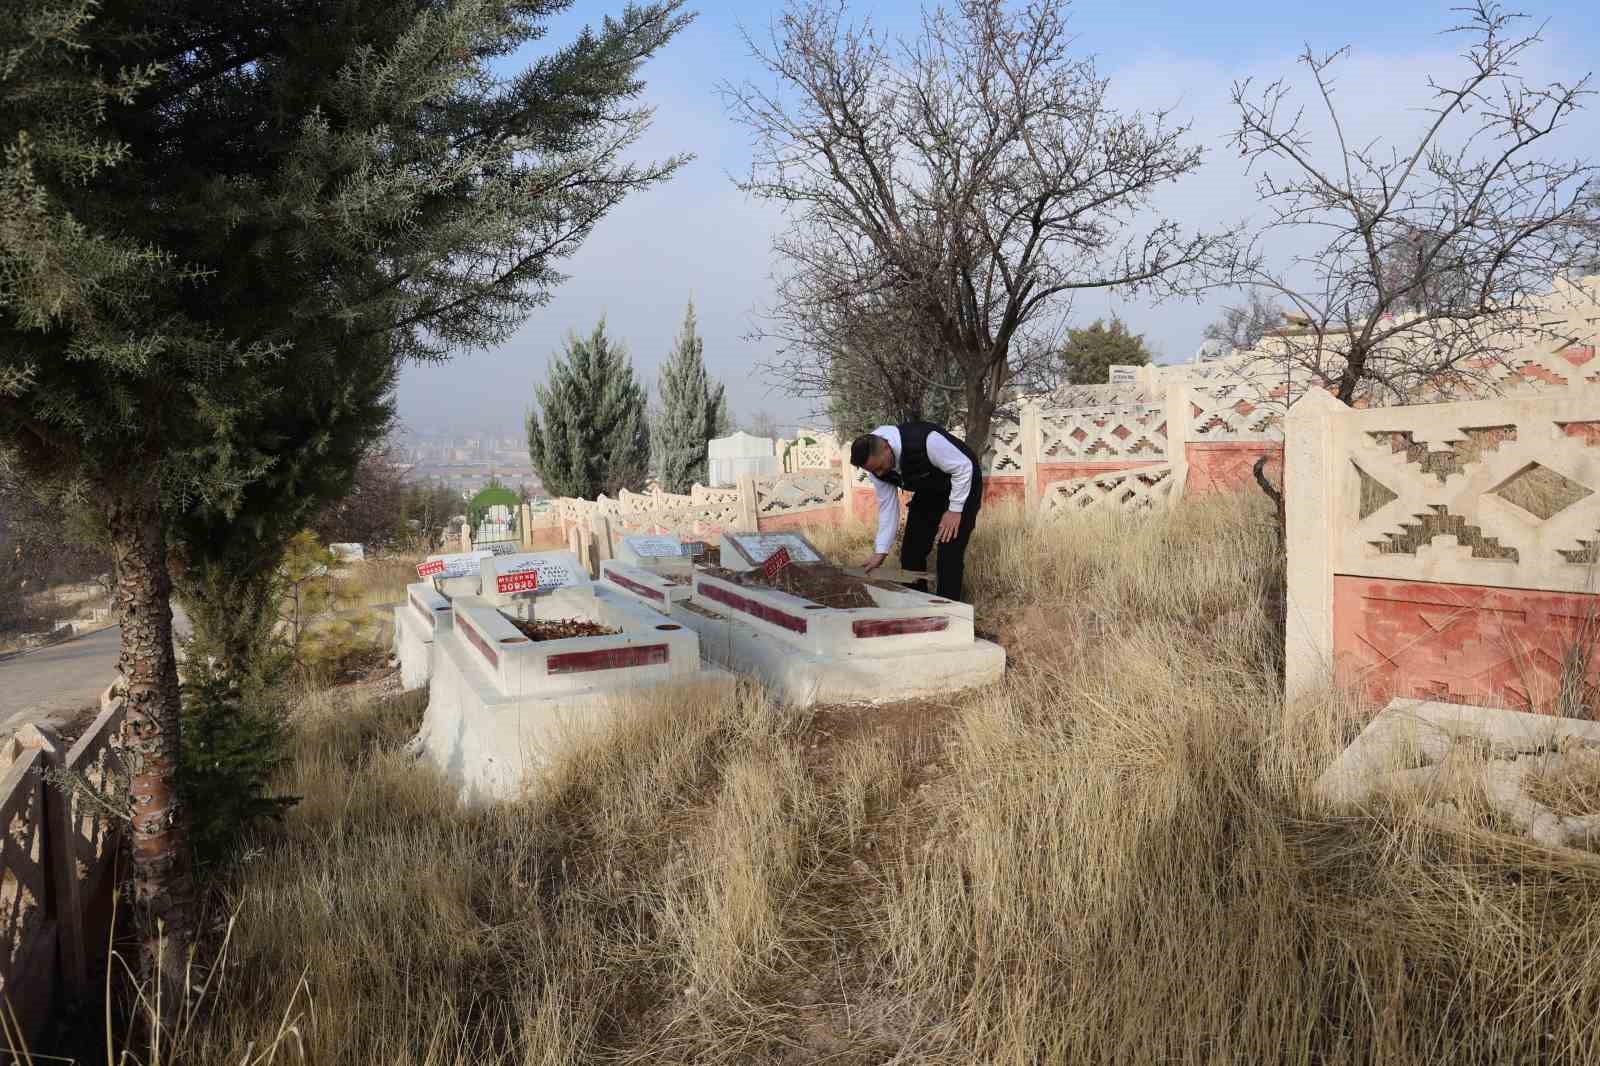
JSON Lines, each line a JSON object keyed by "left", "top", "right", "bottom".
{"left": 495, "top": 570, "right": 540, "bottom": 595}
{"left": 761, "top": 546, "right": 792, "bottom": 581}
{"left": 416, "top": 559, "right": 446, "bottom": 579}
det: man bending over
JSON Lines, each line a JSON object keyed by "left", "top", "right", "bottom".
{"left": 849, "top": 420, "right": 983, "bottom": 602}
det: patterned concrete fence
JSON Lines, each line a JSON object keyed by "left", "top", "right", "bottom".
{"left": 0, "top": 686, "right": 126, "bottom": 1047}
{"left": 1285, "top": 384, "right": 1600, "bottom": 713}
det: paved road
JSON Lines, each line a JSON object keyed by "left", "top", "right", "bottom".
{"left": 0, "top": 607, "right": 191, "bottom": 732}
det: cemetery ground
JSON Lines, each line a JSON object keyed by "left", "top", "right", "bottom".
{"left": 57, "top": 495, "right": 1600, "bottom": 1064}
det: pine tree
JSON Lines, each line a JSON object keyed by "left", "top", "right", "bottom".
{"left": 1055, "top": 317, "right": 1155, "bottom": 385}
{"left": 1, "top": 0, "right": 689, "bottom": 1004}
{"left": 528, "top": 320, "right": 652, "bottom": 499}
{"left": 653, "top": 300, "right": 726, "bottom": 492}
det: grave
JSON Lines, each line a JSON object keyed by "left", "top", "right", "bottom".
{"left": 409, "top": 549, "right": 732, "bottom": 802}
{"left": 393, "top": 582, "right": 454, "bottom": 690}
{"left": 660, "top": 531, "right": 1005, "bottom": 706}
{"left": 1315, "top": 698, "right": 1600, "bottom": 851}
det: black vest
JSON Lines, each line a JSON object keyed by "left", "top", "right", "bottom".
{"left": 891, "top": 421, "right": 981, "bottom": 502}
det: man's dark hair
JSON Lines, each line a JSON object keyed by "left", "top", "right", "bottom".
{"left": 850, "top": 433, "right": 884, "bottom": 468}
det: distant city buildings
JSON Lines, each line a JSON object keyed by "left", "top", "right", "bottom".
{"left": 397, "top": 429, "right": 544, "bottom": 499}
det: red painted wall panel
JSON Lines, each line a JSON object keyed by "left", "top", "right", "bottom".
{"left": 1038, "top": 460, "right": 1165, "bottom": 490}
{"left": 1333, "top": 575, "right": 1600, "bottom": 713}
{"left": 1184, "top": 442, "right": 1283, "bottom": 497}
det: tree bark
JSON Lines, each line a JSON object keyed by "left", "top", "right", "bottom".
{"left": 108, "top": 488, "right": 194, "bottom": 1016}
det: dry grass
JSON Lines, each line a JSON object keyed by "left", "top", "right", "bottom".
{"left": 141, "top": 493, "right": 1600, "bottom": 1064}
{"left": 334, "top": 553, "right": 424, "bottom": 610}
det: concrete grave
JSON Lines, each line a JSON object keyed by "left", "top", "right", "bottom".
{"left": 411, "top": 563, "right": 731, "bottom": 803}
{"left": 393, "top": 582, "right": 454, "bottom": 690}
{"left": 670, "top": 562, "right": 1004, "bottom": 706}
{"left": 600, "top": 560, "right": 692, "bottom": 614}
{"left": 1315, "top": 698, "right": 1600, "bottom": 851}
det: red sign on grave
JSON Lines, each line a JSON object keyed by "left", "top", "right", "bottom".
{"left": 761, "top": 546, "right": 792, "bottom": 581}
{"left": 416, "top": 559, "right": 446, "bottom": 579}
{"left": 495, "top": 569, "right": 540, "bottom": 595}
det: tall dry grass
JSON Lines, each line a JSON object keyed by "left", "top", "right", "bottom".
{"left": 151, "top": 492, "right": 1600, "bottom": 1065}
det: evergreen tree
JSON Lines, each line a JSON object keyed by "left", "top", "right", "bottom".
{"left": 528, "top": 320, "right": 651, "bottom": 499}
{"left": 653, "top": 300, "right": 726, "bottom": 492}
{"left": 1055, "top": 317, "right": 1155, "bottom": 385}
{"left": 1, "top": 0, "right": 689, "bottom": 1001}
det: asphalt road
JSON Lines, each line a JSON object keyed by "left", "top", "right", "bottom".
{"left": 0, "top": 607, "right": 191, "bottom": 732}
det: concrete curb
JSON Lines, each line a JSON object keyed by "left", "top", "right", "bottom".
{"left": 0, "top": 621, "right": 119, "bottom": 666}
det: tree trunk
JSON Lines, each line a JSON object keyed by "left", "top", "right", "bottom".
{"left": 962, "top": 374, "right": 999, "bottom": 461}
{"left": 108, "top": 489, "right": 194, "bottom": 1017}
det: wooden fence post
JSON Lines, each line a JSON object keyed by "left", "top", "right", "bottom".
{"left": 736, "top": 473, "right": 759, "bottom": 531}
{"left": 17, "top": 724, "right": 89, "bottom": 1000}
{"left": 1021, "top": 401, "right": 1042, "bottom": 515}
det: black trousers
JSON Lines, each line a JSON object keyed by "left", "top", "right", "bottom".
{"left": 899, "top": 475, "right": 982, "bottom": 602}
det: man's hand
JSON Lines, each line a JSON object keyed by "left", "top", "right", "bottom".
{"left": 936, "top": 511, "right": 962, "bottom": 544}
{"left": 861, "top": 552, "right": 887, "bottom": 574}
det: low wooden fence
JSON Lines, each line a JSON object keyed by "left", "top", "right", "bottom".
{"left": 0, "top": 685, "right": 126, "bottom": 1047}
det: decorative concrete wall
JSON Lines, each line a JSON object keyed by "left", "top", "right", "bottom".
{"left": 1286, "top": 385, "right": 1600, "bottom": 713}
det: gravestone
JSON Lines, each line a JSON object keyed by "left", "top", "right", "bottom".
{"left": 707, "top": 431, "right": 779, "bottom": 487}
{"left": 329, "top": 543, "right": 365, "bottom": 562}
{"left": 719, "top": 531, "right": 824, "bottom": 572}
{"left": 616, "top": 534, "right": 694, "bottom": 573}
{"left": 478, "top": 550, "right": 594, "bottom": 619}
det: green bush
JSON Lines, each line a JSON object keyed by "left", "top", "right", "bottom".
{"left": 179, "top": 659, "right": 299, "bottom": 866}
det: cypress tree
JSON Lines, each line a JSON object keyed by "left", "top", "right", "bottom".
{"left": 653, "top": 299, "right": 726, "bottom": 492}
{"left": 528, "top": 319, "right": 651, "bottom": 499}
{"left": 1, "top": 0, "right": 690, "bottom": 1002}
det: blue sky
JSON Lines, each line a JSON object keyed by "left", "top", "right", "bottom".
{"left": 396, "top": 0, "right": 1600, "bottom": 437}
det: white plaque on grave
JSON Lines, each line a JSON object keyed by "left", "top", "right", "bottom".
{"left": 482, "top": 551, "right": 587, "bottom": 596}
{"left": 622, "top": 535, "right": 685, "bottom": 558}
{"left": 725, "top": 532, "right": 821, "bottom": 565}
{"left": 418, "top": 550, "right": 492, "bottom": 579}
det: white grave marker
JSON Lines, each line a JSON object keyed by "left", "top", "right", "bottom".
{"left": 418, "top": 550, "right": 492, "bottom": 580}
{"left": 725, "top": 531, "right": 822, "bottom": 566}
{"left": 482, "top": 551, "right": 587, "bottom": 595}
{"left": 622, "top": 535, "right": 685, "bottom": 558}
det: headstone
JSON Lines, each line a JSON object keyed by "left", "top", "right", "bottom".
{"left": 720, "top": 531, "right": 824, "bottom": 571}
{"left": 328, "top": 543, "right": 366, "bottom": 562}
{"left": 707, "top": 431, "right": 780, "bottom": 488}
{"left": 623, "top": 535, "right": 685, "bottom": 558}
{"left": 418, "top": 550, "right": 492, "bottom": 580}
{"left": 479, "top": 550, "right": 595, "bottom": 618}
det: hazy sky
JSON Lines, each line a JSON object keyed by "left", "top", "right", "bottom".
{"left": 395, "top": 0, "right": 1600, "bottom": 438}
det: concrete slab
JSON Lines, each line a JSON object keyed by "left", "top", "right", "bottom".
{"left": 1313, "top": 698, "right": 1600, "bottom": 851}
{"left": 599, "top": 560, "right": 691, "bottom": 614}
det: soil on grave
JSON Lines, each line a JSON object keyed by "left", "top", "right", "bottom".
{"left": 703, "top": 562, "right": 877, "bottom": 609}
{"left": 507, "top": 617, "right": 621, "bottom": 641}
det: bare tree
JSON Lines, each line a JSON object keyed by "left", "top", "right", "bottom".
{"left": 1229, "top": 2, "right": 1597, "bottom": 405}
{"left": 1203, "top": 290, "right": 1284, "bottom": 355}
{"left": 723, "top": 0, "right": 1239, "bottom": 454}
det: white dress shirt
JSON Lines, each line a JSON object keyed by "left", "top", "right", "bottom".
{"left": 864, "top": 424, "right": 974, "bottom": 555}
